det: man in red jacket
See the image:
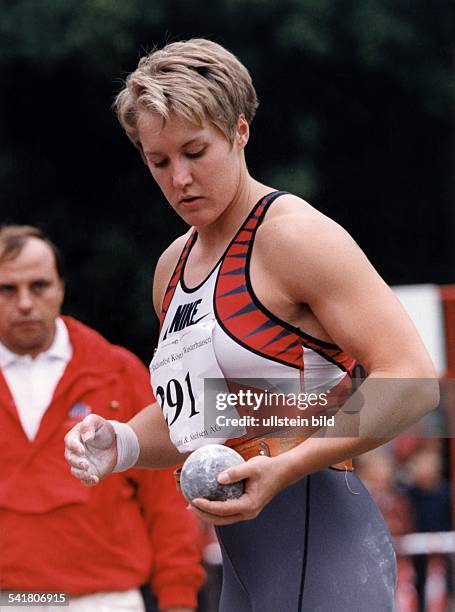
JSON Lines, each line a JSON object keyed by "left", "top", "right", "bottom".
{"left": 0, "top": 225, "right": 205, "bottom": 611}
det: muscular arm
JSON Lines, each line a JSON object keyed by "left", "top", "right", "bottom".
{"left": 190, "top": 196, "right": 439, "bottom": 523}
{"left": 256, "top": 204, "right": 438, "bottom": 486}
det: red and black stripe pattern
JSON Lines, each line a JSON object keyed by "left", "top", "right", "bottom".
{"left": 214, "top": 191, "right": 355, "bottom": 373}
{"left": 160, "top": 231, "right": 197, "bottom": 327}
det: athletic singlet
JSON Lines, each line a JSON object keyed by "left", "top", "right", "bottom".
{"left": 150, "top": 191, "right": 356, "bottom": 452}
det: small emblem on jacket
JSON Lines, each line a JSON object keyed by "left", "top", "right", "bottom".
{"left": 68, "top": 402, "right": 92, "bottom": 419}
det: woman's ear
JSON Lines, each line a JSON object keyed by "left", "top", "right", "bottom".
{"left": 236, "top": 114, "right": 250, "bottom": 149}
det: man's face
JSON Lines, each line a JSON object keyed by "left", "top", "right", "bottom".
{"left": 0, "top": 238, "right": 64, "bottom": 357}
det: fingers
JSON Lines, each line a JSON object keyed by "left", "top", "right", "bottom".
{"left": 217, "top": 458, "right": 260, "bottom": 485}
{"left": 66, "top": 450, "right": 93, "bottom": 480}
{"left": 217, "top": 466, "right": 244, "bottom": 485}
{"left": 188, "top": 491, "right": 260, "bottom": 524}
{"left": 64, "top": 424, "right": 83, "bottom": 454}
{"left": 192, "top": 497, "right": 243, "bottom": 515}
{"left": 64, "top": 414, "right": 115, "bottom": 487}
{"left": 64, "top": 423, "right": 89, "bottom": 465}
{"left": 64, "top": 415, "right": 109, "bottom": 479}
{"left": 70, "top": 466, "right": 89, "bottom": 479}
{"left": 64, "top": 415, "right": 111, "bottom": 458}
{"left": 64, "top": 414, "right": 103, "bottom": 450}
{"left": 70, "top": 466, "right": 99, "bottom": 487}
{"left": 193, "top": 457, "right": 273, "bottom": 524}
{"left": 65, "top": 437, "right": 84, "bottom": 456}
{"left": 79, "top": 414, "right": 106, "bottom": 443}
{"left": 187, "top": 503, "right": 245, "bottom": 526}
{"left": 64, "top": 447, "right": 89, "bottom": 469}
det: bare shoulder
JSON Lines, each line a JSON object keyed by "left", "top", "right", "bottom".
{"left": 259, "top": 192, "right": 352, "bottom": 246}
{"left": 255, "top": 193, "right": 368, "bottom": 298}
{"left": 152, "top": 232, "right": 191, "bottom": 316}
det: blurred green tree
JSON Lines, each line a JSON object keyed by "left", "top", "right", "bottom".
{"left": 0, "top": 0, "right": 451, "bottom": 360}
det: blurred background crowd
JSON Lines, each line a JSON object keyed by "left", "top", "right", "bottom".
{"left": 1, "top": 1, "right": 453, "bottom": 610}
{"left": 357, "top": 439, "right": 452, "bottom": 612}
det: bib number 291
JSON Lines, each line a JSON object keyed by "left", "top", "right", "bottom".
{"left": 155, "top": 372, "right": 199, "bottom": 425}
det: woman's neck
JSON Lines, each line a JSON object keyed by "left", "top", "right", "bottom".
{"left": 195, "top": 175, "right": 270, "bottom": 251}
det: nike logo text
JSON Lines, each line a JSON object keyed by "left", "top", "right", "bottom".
{"left": 163, "top": 299, "right": 209, "bottom": 339}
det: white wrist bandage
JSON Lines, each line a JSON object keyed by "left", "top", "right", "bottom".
{"left": 109, "top": 420, "right": 140, "bottom": 472}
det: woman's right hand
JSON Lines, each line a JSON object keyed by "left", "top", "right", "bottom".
{"left": 64, "top": 414, "right": 118, "bottom": 486}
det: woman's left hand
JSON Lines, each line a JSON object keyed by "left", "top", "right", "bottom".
{"left": 187, "top": 455, "right": 288, "bottom": 525}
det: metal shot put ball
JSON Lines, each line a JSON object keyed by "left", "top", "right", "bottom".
{"left": 180, "top": 444, "right": 246, "bottom": 502}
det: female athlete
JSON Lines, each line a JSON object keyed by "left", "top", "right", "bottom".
{"left": 65, "top": 39, "right": 438, "bottom": 611}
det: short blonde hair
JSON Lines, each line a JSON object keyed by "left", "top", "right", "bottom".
{"left": 114, "top": 38, "right": 259, "bottom": 157}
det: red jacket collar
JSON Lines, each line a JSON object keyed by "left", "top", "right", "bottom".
{"left": 0, "top": 316, "right": 128, "bottom": 429}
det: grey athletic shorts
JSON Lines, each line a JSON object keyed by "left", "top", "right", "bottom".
{"left": 217, "top": 468, "right": 396, "bottom": 612}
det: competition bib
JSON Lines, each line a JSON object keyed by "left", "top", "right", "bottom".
{"left": 150, "top": 318, "right": 245, "bottom": 452}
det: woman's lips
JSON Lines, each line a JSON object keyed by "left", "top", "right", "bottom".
{"left": 180, "top": 196, "right": 202, "bottom": 207}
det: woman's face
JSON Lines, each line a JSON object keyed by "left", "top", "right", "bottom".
{"left": 137, "top": 111, "right": 248, "bottom": 227}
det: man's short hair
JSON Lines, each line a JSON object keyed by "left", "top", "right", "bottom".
{"left": 114, "top": 38, "right": 259, "bottom": 160}
{"left": 0, "top": 225, "right": 65, "bottom": 279}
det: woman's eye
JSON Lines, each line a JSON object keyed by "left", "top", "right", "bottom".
{"left": 186, "top": 148, "right": 205, "bottom": 159}
{"left": 153, "top": 159, "right": 169, "bottom": 168}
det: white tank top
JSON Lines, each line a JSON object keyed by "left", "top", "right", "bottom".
{"left": 150, "top": 192, "right": 355, "bottom": 452}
